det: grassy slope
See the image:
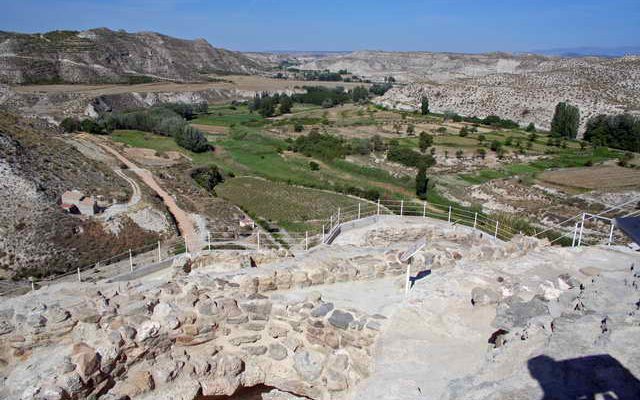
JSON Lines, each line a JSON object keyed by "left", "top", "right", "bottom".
{"left": 216, "top": 176, "right": 362, "bottom": 231}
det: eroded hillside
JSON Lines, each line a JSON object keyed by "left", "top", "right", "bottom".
{"left": 0, "top": 112, "right": 171, "bottom": 280}
{"left": 295, "top": 50, "right": 640, "bottom": 131}
{"left": 0, "top": 28, "right": 265, "bottom": 84}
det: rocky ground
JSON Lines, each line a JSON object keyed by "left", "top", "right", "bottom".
{"left": 291, "top": 50, "right": 640, "bottom": 132}
{"left": 0, "top": 113, "right": 175, "bottom": 281}
{"left": 1, "top": 216, "right": 637, "bottom": 399}
{"left": 0, "top": 28, "right": 265, "bottom": 85}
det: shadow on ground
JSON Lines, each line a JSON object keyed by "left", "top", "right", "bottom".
{"left": 410, "top": 269, "right": 431, "bottom": 288}
{"left": 528, "top": 354, "right": 640, "bottom": 399}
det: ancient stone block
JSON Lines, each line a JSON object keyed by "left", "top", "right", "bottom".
{"left": 293, "top": 349, "right": 324, "bottom": 382}
{"left": 328, "top": 310, "right": 354, "bottom": 330}
{"left": 268, "top": 342, "right": 288, "bottom": 361}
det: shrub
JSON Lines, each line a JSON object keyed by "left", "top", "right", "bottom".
{"left": 419, "top": 131, "right": 433, "bottom": 153}
{"left": 292, "top": 130, "right": 348, "bottom": 161}
{"left": 80, "top": 119, "right": 110, "bottom": 135}
{"left": 191, "top": 165, "right": 224, "bottom": 191}
{"left": 309, "top": 161, "right": 320, "bottom": 171}
{"left": 60, "top": 117, "right": 81, "bottom": 133}
{"left": 175, "top": 126, "right": 210, "bottom": 153}
{"left": 387, "top": 145, "right": 436, "bottom": 168}
{"left": 294, "top": 123, "right": 304, "bottom": 132}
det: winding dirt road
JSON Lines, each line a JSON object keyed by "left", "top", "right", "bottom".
{"left": 85, "top": 136, "right": 203, "bottom": 253}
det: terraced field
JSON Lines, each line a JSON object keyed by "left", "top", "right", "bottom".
{"left": 216, "top": 176, "right": 362, "bottom": 231}
{"left": 539, "top": 165, "right": 640, "bottom": 190}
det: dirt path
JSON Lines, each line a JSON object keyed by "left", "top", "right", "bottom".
{"left": 86, "top": 136, "right": 203, "bottom": 253}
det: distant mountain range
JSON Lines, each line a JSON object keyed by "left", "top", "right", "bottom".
{"left": 530, "top": 46, "right": 640, "bottom": 57}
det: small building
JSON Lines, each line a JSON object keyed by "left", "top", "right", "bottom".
{"left": 60, "top": 190, "right": 99, "bottom": 216}
{"left": 60, "top": 203, "right": 79, "bottom": 214}
{"left": 61, "top": 190, "right": 84, "bottom": 206}
{"left": 77, "top": 196, "right": 97, "bottom": 216}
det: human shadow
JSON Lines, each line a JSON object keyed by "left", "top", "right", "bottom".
{"left": 409, "top": 269, "right": 431, "bottom": 288}
{"left": 528, "top": 354, "right": 640, "bottom": 400}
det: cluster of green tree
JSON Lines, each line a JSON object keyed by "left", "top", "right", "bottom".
{"left": 102, "top": 104, "right": 209, "bottom": 152}
{"left": 249, "top": 93, "right": 294, "bottom": 117}
{"left": 302, "top": 70, "right": 343, "bottom": 81}
{"left": 190, "top": 165, "right": 225, "bottom": 192}
{"left": 387, "top": 144, "right": 436, "bottom": 169}
{"left": 291, "top": 130, "right": 349, "bottom": 161}
{"left": 583, "top": 113, "right": 640, "bottom": 152}
{"left": 550, "top": 102, "right": 580, "bottom": 139}
{"left": 60, "top": 117, "right": 111, "bottom": 135}
{"left": 369, "top": 83, "right": 393, "bottom": 96}
{"left": 291, "top": 86, "right": 369, "bottom": 107}
{"left": 442, "top": 111, "right": 519, "bottom": 129}
{"left": 459, "top": 125, "right": 478, "bottom": 137}
{"left": 160, "top": 102, "right": 208, "bottom": 119}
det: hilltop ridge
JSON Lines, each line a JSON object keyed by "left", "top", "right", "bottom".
{"left": 0, "top": 28, "right": 265, "bottom": 84}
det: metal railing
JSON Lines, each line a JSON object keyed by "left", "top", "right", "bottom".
{"left": 5, "top": 196, "right": 634, "bottom": 297}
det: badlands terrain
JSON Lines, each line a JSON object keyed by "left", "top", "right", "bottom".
{"left": 294, "top": 51, "right": 640, "bottom": 131}
{"left": 0, "top": 26, "right": 639, "bottom": 400}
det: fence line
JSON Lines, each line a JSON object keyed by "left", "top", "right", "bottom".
{"left": 3, "top": 196, "right": 627, "bottom": 297}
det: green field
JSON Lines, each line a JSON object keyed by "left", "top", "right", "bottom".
{"left": 216, "top": 176, "right": 362, "bottom": 232}
{"left": 108, "top": 100, "right": 627, "bottom": 242}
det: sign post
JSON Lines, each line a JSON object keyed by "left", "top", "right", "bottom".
{"left": 399, "top": 238, "right": 427, "bottom": 297}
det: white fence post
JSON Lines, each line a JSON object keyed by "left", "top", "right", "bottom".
{"left": 577, "top": 213, "right": 585, "bottom": 247}
{"left": 129, "top": 249, "right": 133, "bottom": 272}
{"left": 330, "top": 215, "right": 333, "bottom": 231}
{"left": 423, "top": 201, "right": 426, "bottom": 218}
{"left": 157, "top": 240, "right": 161, "bottom": 262}
{"left": 322, "top": 224, "right": 325, "bottom": 243}
{"left": 377, "top": 198, "right": 380, "bottom": 215}
{"left": 448, "top": 206, "right": 452, "bottom": 223}
{"left": 77, "top": 267, "right": 81, "bottom": 282}
{"left": 337, "top": 208, "right": 341, "bottom": 224}
{"left": 400, "top": 200, "right": 404, "bottom": 216}
{"left": 305, "top": 231, "right": 309, "bottom": 251}
{"left": 207, "top": 231, "right": 211, "bottom": 251}
{"left": 494, "top": 220, "right": 499, "bottom": 239}
{"left": 572, "top": 221, "right": 579, "bottom": 247}
{"left": 607, "top": 221, "right": 615, "bottom": 246}
{"left": 31, "top": 280, "right": 35, "bottom": 292}
{"left": 358, "top": 203, "right": 361, "bottom": 219}
{"left": 473, "top": 212, "right": 478, "bottom": 229}
{"left": 257, "top": 231, "right": 261, "bottom": 250}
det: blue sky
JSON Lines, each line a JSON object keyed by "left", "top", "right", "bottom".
{"left": 1, "top": 0, "right": 638, "bottom": 52}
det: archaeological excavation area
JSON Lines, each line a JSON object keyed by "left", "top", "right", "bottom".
{"left": 1, "top": 216, "right": 639, "bottom": 400}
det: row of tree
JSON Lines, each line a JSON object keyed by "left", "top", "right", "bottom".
{"left": 584, "top": 113, "right": 640, "bottom": 152}
{"left": 60, "top": 103, "right": 211, "bottom": 153}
